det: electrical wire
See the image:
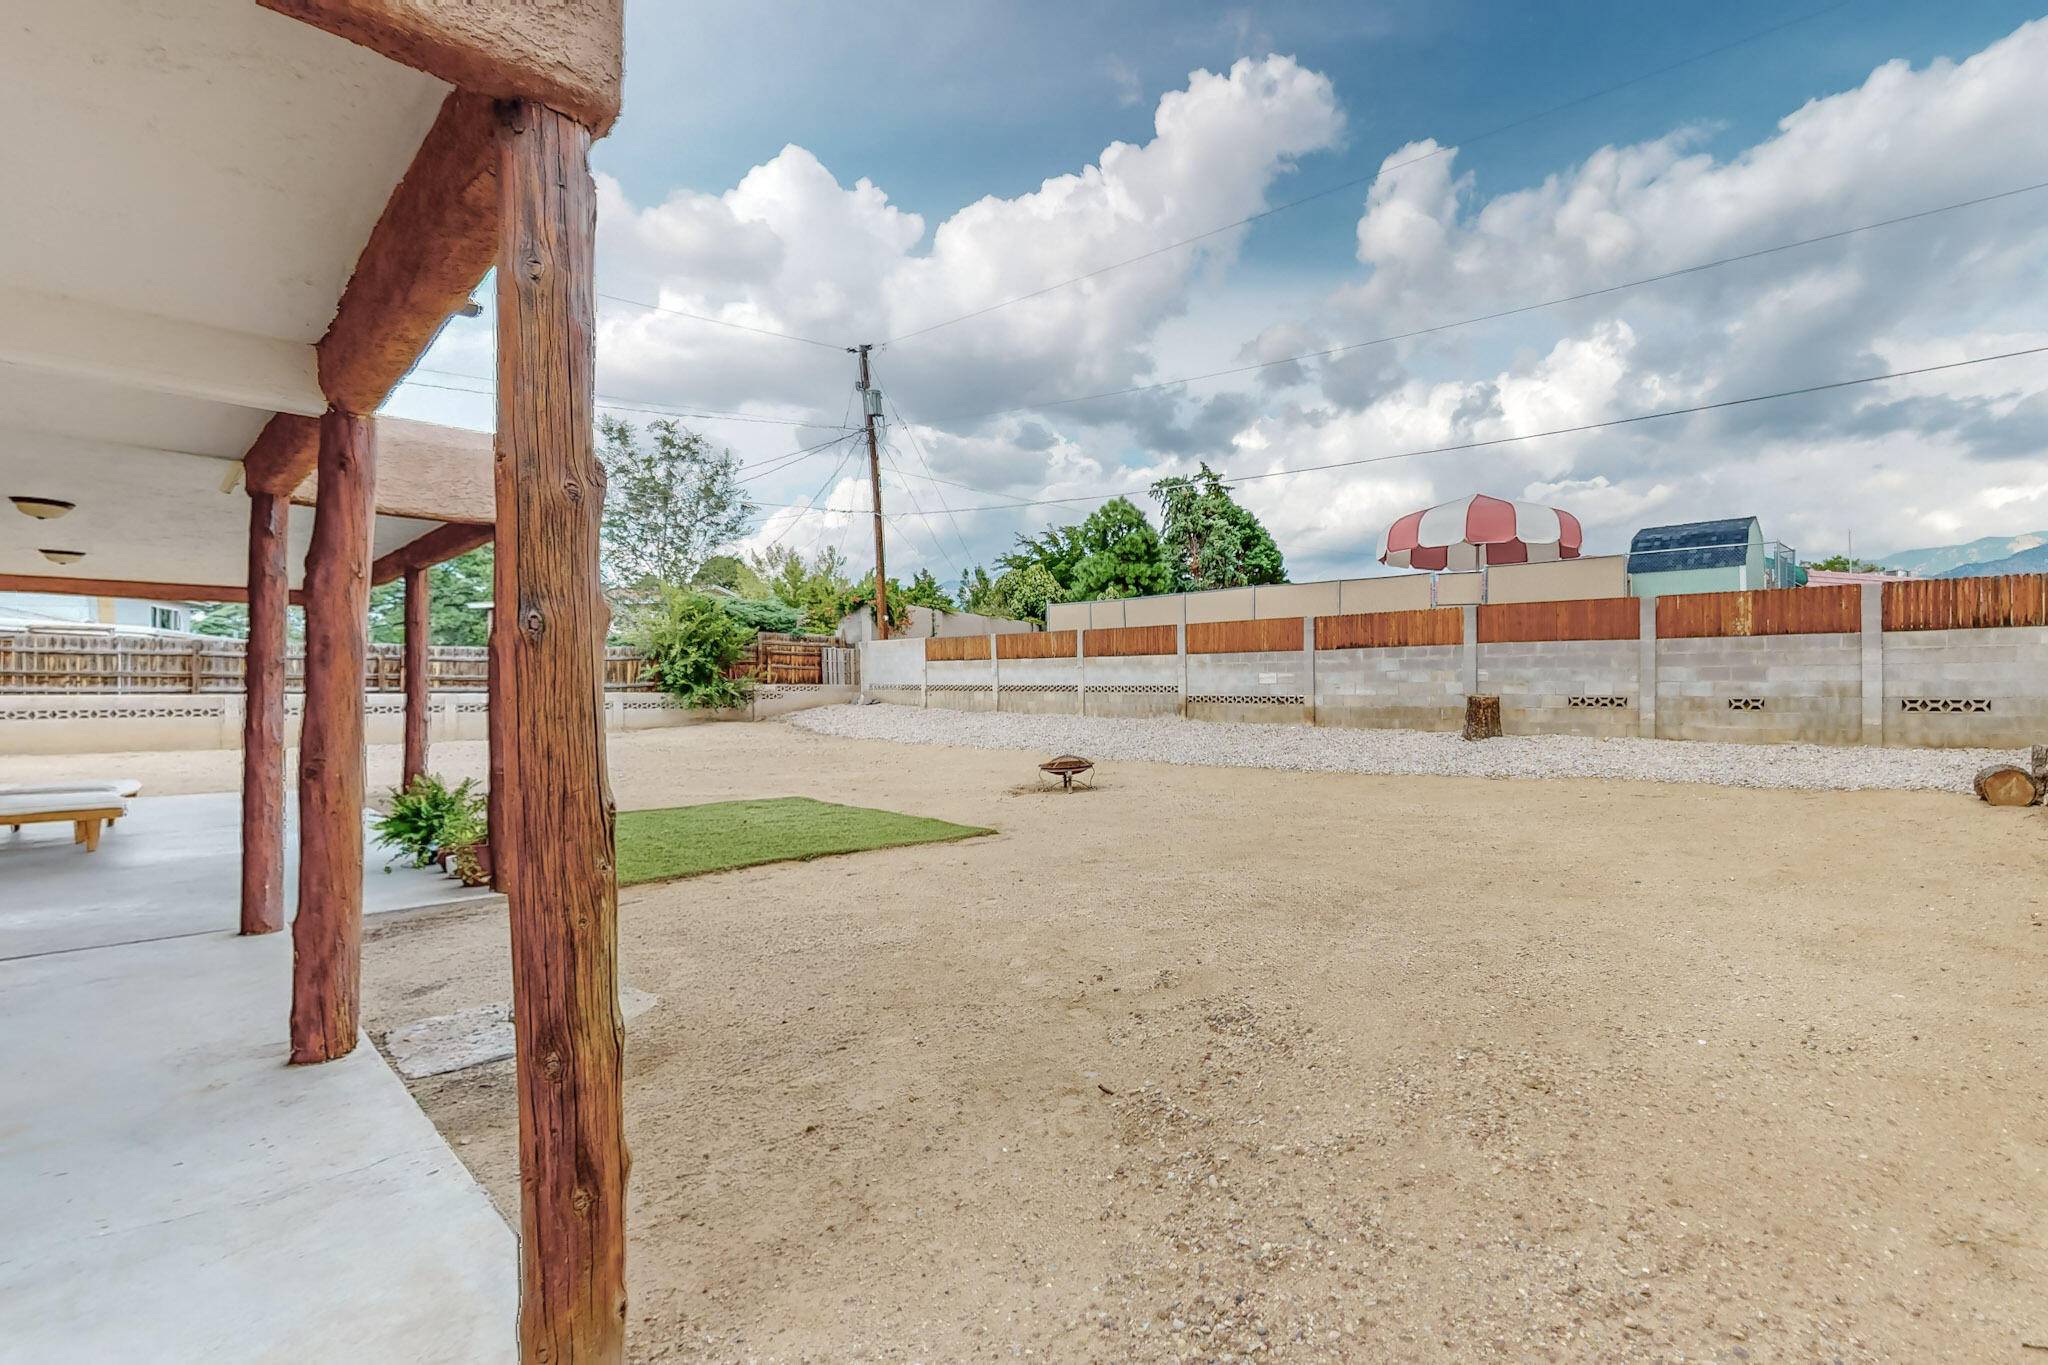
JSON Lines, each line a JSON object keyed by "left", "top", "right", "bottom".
{"left": 882, "top": 0, "right": 1856, "bottom": 345}
{"left": 900, "top": 344, "right": 2048, "bottom": 514}
{"left": 920, "top": 177, "right": 2048, "bottom": 425}
{"left": 882, "top": 393, "right": 981, "bottom": 560}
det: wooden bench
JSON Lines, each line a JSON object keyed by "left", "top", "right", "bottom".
{"left": 0, "top": 794, "right": 128, "bottom": 852}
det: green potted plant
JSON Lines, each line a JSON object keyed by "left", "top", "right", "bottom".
{"left": 373, "top": 774, "right": 477, "bottom": 868}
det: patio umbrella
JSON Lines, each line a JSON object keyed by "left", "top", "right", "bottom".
{"left": 1379, "top": 493, "right": 1583, "bottom": 571}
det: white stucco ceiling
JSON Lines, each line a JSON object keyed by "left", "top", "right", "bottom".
{"left": 0, "top": 0, "right": 474, "bottom": 596}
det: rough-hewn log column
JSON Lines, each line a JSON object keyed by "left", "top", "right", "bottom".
{"left": 496, "top": 99, "right": 627, "bottom": 1362}
{"left": 240, "top": 491, "right": 289, "bottom": 935}
{"left": 403, "top": 564, "right": 431, "bottom": 787}
{"left": 290, "top": 408, "right": 375, "bottom": 1065}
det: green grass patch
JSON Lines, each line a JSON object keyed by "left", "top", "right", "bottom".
{"left": 615, "top": 796, "right": 993, "bottom": 886}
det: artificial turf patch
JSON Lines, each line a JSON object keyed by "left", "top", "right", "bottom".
{"left": 615, "top": 796, "right": 993, "bottom": 886}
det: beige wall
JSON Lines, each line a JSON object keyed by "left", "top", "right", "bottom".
{"left": 1252, "top": 581, "right": 1339, "bottom": 618}
{"left": 1335, "top": 576, "right": 1430, "bottom": 614}
{"left": 1088, "top": 600, "right": 1127, "bottom": 629}
{"left": 1485, "top": 555, "right": 1627, "bottom": 604}
{"left": 1433, "top": 571, "right": 1485, "bottom": 606}
{"left": 1184, "top": 587, "right": 1256, "bottom": 623}
{"left": 1121, "top": 594, "right": 1185, "bottom": 627}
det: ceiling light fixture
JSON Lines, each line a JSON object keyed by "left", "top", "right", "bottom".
{"left": 11, "top": 496, "right": 75, "bottom": 519}
{"left": 38, "top": 548, "right": 86, "bottom": 565}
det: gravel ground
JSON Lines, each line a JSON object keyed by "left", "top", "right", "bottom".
{"left": 789, "top": 701, "right": 2025, "bottom": 792}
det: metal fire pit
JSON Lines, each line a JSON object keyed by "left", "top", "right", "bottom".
{"left": 1038, "top": 755, "right": 1095, "bottom": 790}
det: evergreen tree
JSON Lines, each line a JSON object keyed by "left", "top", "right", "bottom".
{"left": 1066, "top": 497, "right": 1174, "bottom": 601}
{"left": 1149, "top": 463, "right": 1286, "bottom": 590}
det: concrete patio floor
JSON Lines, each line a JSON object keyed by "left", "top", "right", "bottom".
{"left": 0, "top": 792, "right": 501, "bottom": 960}
{"left": 0, "top": 794, "right": 516, "bottom": 1362}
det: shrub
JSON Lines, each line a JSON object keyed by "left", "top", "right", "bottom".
{"left": 627, "top": 585, "right": 756, "bottom": 710}
{"left": 373, "top": 774, "right": 482, "bottom": 867}
{"left": 719, "top": 596, "right": 807, "bottom": 634}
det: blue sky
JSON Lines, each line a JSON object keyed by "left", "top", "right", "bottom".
{"left": 391, "top": 2, "right": 2048, "bottom": 584}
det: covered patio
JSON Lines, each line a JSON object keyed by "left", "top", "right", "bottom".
{"left": 1, "top": 2, "right": 631, "bottom": 1360}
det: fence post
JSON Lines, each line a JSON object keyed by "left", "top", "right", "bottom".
{"left": 1860, "top": 581, "right": 1884, "bottom": 747}
{"left": 1303, "top": 615, "right": 1317, "bottom": 726}
{"left": 990, "top": 633, "right": 1000, "bottom": 712}
{"left": 1460, "top": 605, "right": 1478, "bottom": 699}
{"left": 919, "top": 642, "right": 928, "bottom": 709}
{"left": 1637, "top": 595, "right": 1658, "bottom": 740}
{"left": 1177, "top": 620, "right": 1188, "bottom": 717}
{"left": 1075, "top": 624, "right": 1086, "bottom": 716}
{"left": 189, "top": 639, "right": 204, "bottom": 693}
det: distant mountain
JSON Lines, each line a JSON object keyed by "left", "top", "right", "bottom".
{"left": 1879, "top": 532, "right": 2048, "bottom": 577}
{"left": 1933, "top": 542, "right": 2048, "bottom": 578}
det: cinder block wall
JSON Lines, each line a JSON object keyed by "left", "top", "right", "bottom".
{"left": 1477, "top": 640, "right": 1640, "bottom": 738}
{"left": 995, "top": 655, "right": 1081, "bottom": 716}
{"left": 1654, "top": 634, "right": 1863, "bottom": 745}
{"left": 1314, "top": 645, "right": 1463, "bottom": 732}
{"left": 1883, "top": 626, "right": 2048, "bottom": 748}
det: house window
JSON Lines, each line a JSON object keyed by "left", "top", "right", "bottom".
{"left": 151, "top": 606, "right": 183, "bottom": 632}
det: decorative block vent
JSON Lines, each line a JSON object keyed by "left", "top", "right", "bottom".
{"left": 1899, "top": 697, "right": 1991, "bottom": 713}
{"left": 455, "top": 702, "right": 491, "bottom": 713}
{"left": 621, "top": 697, "right": 679, "bottom": 710}
{"left": 0, "top": 703, "right": 223, "bottom": 722}
{"left": 865, "top": 683, "right": 923, "bottom": 692}
{"left": 1000, "top": 682, "right": 1077, "bottom": 693}
{"left": 1187, "top": 694, "right": 1307, "bottom": 706}
{"left": 925, "top": 683, "right": 988, "bottom": 693}
{"left": 1727, "top": 697, "right": 1767, "bottom": 711}
{"left": 1088, "top": 684, "right": 1180, "bottom": 694}
{"left": 1567, "top": 695, "right": 1629, "bottom": 709}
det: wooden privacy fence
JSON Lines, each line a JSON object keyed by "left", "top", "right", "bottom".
{"left": 0, "top": 629, "right": 656, "bottom": 693}
{"left": 997, "top": 630, "right": 1079, "bottom": 659}
{"left": 1656, "top": 584, "right": 1860, "bottom": 640}
{"left": 722, "top": 634, "right": 857, "bottom": 685}
{"left": 1084, "top": 624, "right": 1176, "bottom": 657}
{"left": 925, "top": 635, "right": 992, "bottom": 662}
{"left": 1316, "top": 607, "right": 1462, "bottom": 650}
{"left": 1882, "top": 574, "right": 2048, "bottom": 631}
{"left": 1188, "top": 617, "right": 1306, "bottom": 655}
{"left": 1479, "top": 597, "right": 1640, "bottom": 643}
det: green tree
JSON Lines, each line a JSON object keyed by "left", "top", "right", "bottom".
{"left": 998, "top": 523, "right": 1089, "bottom": 592}
{"left": 597, "top": 416, "right": 753, "bottom": 592}
{"left": 1066, "top": 497, "right": 1174, "bottom": 601}
{"left": 693, "top": 553, "right": 770, "bottom": 599}
{"left": 898, "top": 568, "right": 955, "bottom": 612}
{"left": 1149, "top": 463, "right": 1286, "bottom": 590}
{"left": 193, "top": 601, "right": 304, "bottom": 641}
{"left": 1809, "top": 554, "right": 1886, "bottom": 573}
{"left": 368, "top": 546, "right": 495, "bottom": 647}
{"left": 987, "top": 563, "right": 1064, "bottom": 625}
{"left": 956, "top": 565, "right": 998, "bottom": 614}
{"left": 624, "top": 585, "right": 755, "bottom": 709}
{"left": 749, "top": 543, "right": 853, "bottom": 632}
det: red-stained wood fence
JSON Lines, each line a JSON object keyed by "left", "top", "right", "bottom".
{"left": 1655, "top": 584, "right": 1860, "bottom": 639}
{"left": 1084, "top": 624, "right": 1177, "bottom": 657}
{"left": 996, "top": 630, "right": 1078, "bottom": 659}
{"left": 924, "top": 635, "right": 991, "bottom": 662}
{"left": 1478, "top": 597, "right": 1640, "bottom": 643}
{"left": 1315, "top": 608, "right": 1463, "bottom": 650}
{"left": 1187, "top": 617, "right": 1306, "bottom": 654}
{"left": 1882, "top": 574, "right": 2048, "bottom": 631}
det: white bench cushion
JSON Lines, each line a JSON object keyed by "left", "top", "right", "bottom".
{"left": 0, "top": 780, "right": 143, "bottom": 799}
{"left": 0, "top": 793, "right": 128, "bottom": 818}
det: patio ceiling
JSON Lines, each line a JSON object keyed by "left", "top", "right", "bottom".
{"left": 0, "top": 0, "right": 488, "bottom": 596}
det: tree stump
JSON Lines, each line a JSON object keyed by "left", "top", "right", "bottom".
{"left": 1462, "top": 695, "right": 1503, "bottom": 741}
{"left": 1974, "top": 764, "right": 2044, "bottom": 807}
{"left": 2032, "top": 744, "right": 2048, "bottom": 779}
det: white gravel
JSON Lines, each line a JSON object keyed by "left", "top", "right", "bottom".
{"left": 787, "top": 702, "right": 2028, "bottom": 793}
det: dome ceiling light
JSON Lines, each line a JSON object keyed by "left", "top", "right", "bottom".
{"left": 38, "top": 548, "right": 86, "bottom": 565}
{"left": 10, "top": 496, "right": 76, "bottom": 520}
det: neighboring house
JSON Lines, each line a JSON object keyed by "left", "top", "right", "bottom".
{"left": 1627, "top": 518, "right": 1804, "bottom": 596}
{"left": 0, "top": 591, "right": 195, "bottom": 633}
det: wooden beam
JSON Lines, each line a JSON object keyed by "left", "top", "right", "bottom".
{"left": 292, "top": 416, "right": 496, "bottom": 524}
{"left": 241, "top": 492, "right": 290, "bottom": 937}
{"left": 243, "top": 413, "right": 321, "bottom": 498}
{"left": 403, "top": 564, "right": 430, "bottom": 788}
{"left": 316, "top": 91, "right": 501, "bottom": 416}
{"left": 496, "top": 99, "right": 627, "bottom": 1364}
{"left": 372, "top": 521, "right": 495, "bottom": 585}
{"left": 258, "top": 0, "right": 623, "bottom": 133}
{"left": 0, "top": 573, "right": 255, "bottom": 604}
{"left": 290, "top": 409, "right": 375, "bottom": 1067}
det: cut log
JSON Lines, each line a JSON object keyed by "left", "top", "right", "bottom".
{"left": 1974, "top": 764, "right": 2044, "bottom": 807}
{"left": 2032, "top": 744, "right": 2048, "bottom": 779}
{"left": 1462, "top": 694, "right": 1503, "bottom": 741}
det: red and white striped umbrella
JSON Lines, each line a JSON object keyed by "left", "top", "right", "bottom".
{"left": 1379, "top": 493, "right": 1583, "bottom": 571}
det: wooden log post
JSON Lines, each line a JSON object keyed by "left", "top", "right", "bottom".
{"left": 1462, "top": 694, "right": 1503, "bottom": 741}
{"left": 403, "top": 564, "right": 431, "bottom": 787}
{"left": 497, "top": 98, "right": 628, "bottom": 1363}
{"left": 290, "top": 408, "right": 375, "bottom": 1065}
{"left": 240, "top": 490, "right": 289, "bottom": 935}
{"left": 1974, "top": 764, "right": 2044, "bottom": 807}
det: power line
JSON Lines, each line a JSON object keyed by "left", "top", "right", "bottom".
{"left": 907, "top": 344, "right": 2048, "bottom": 513}
{"left": 923, "top": 177, "right": 2048, "bottom": 425}
{"left": 596, "top": 292, "right": 847, "bottom": 350}
{"left": 882, "top": 0, "right": 1856, "bottom": 346}
{"left": 882, "top": 394, "right": 979, "bottom": 561}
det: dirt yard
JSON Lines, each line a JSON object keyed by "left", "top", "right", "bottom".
{"left": 41, "top": 723, "right": 2046, "bottom": 1360}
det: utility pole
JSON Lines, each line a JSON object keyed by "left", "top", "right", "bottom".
{"left": 856, "top": 343, "right": 889, "bottom": 639}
